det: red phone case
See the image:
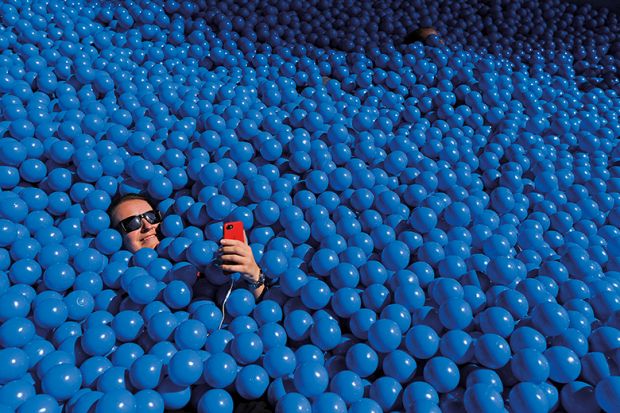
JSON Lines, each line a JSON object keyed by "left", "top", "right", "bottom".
{"left": 223, "top": 221, "right": 244, "bottom": 242}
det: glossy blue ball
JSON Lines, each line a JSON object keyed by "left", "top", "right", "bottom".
{"left": 405, "top": 324, "right": 440, "bottom": 359}
{"left": 345, "top": 343, "right": 378, "bottom": 378}
{"left": 531, "top": 301, "right": 570, "bottom": 337}
{"left": 544, "top": 346, "right": 581, "bottom": 383}
{"left": 300, "top": 278, "right": 331, "bottom": 310}
{"left": 197, "top": 389, "right": 233, "bottom": 413}
{"left": 41, "top": 363, "right": 82, "bottom": 401}
{"left": 310, "top": 317, "right": 341, "bottom": 351}
{"left": 439, "top": 329, "right": 474, "bottom": 364}
{"left": 329, "top": 370, "right": 364, "bottom": 404}
{"left": 163, "top": 280, "right": 191, "bottom": 310}
{"left": 134, "top": 389, "right": 165, "bottom": 413}
{"left": 129, "top": 354, "right": 163, "bottom": 390}
{"left": 466, "top": 369, "right": 503, "bottom": 393}
{"left": 235, "top": 364, "right": 269, "bottom": 400}
{"left": 230, "top": 332, "right": 264, "bottom": 364}
{"left": 15, "top": 394, "right": 60, "bottom": 413}
{"left": 293, "top": 362, "right": 328, "bottom": 398}
{"left": 95, "top": 389, "right": 136, "bottom": 413}
{"left": 110, "top": 343, "right": 143, "bottom": 368}
{"left": 509, "top": 382, "right": 548, "bottom": 413}
{"left": 310, "top": 392, "right": 347, "bottom": 413}
{"left": 439, "top": 298, "right": 473, "bottom": 330}
{"left": 382, "top": 349, "right": 417, "bottom": 383}
{"left": 423, "top": 356, "right": 460, "bottom": 393}
{"left": 381, "top": 241, "right": 410, "bottom": 270}
{"left": 367, "top": 319, "right": 401, "bottom": 353}
{"left": 0, "top": 316, "right": 35, "bottom": 347}
{"left": 168, "top": 349, "right": 203, "bottom": 387}
{"left": 0, "top": 347, "right": 29, "bottom": 385}
{"left": 464, "top": 383, "right": 504, "bottom": 413}
{"left": 263, "top": 345, "right": 296, "bottom": 378}
{"left": 596, "top": 376, "right": 620, "bottom": 413}
{"left": 474, "top": 333, "right": 511, "bottom": 369}
{"left": 275, "top": 393, "right": 311, "bottom": 413}
{"left": 33, "top": 298, "right": 68, "bottom": 329}
{"left": 560, "top": 381, "right": 598, "bottom": 413}
{"left": 203, "top": 352, "right": 237, "bottom": 388}
{"left": 0, "top": 379, "right": 35, "bottom": 410}
{"left": 477, "top": 306, "right": 514, "bottom": 338}
{"left": 81, "top": 325, "right": 115, "bottom": 356}
{"left": 510, "top": 348, "right": 550, "bottom": 383}
{"left": 409, "top": 207, "right": 437, "bottom": 233}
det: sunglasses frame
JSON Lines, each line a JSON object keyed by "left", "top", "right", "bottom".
{"left": 117, "top": 210, "right": 162, "bottom": 234}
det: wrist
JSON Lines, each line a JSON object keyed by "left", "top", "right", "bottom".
{"left": 246, "top": 269, "right": 265, "bottom": 290}
{"left": 247, "top": 266, "right": 261, "bottom": 282}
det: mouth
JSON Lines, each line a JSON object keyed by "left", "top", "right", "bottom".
{"left": 142, "top": 233, "right": 157, "bottom": 243}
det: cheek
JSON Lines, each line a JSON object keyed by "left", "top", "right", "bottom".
{"left": 124, "top": 233, "right": 141, "bottom": 248}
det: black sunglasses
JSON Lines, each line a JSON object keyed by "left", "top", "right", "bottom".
{"left": 116, "top": 210, "right": 162, "bottom": 234}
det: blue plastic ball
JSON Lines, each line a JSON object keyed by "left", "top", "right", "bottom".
{"left": 405, "top": 324, "right": 440, "bottom": 359}
{"left": 15, "top": 394, "right": 60, "bottom": 413}
{"left": 203, "top": 352, "right": 237, "bottom": 389}
{"left": 382, "top": 349, "right": 417, "bottom": 383}
{"left": 134, "top": 390, "right": 165, "bottom": 413}
{"left": 235, "top": 364, "right": 269, "bottom": 400}
{"left": 95, "top": 389, "right": 136, "bottom": 413}
{"left": 197, "top": 389, "right": 233, "bottom": 413}
{"left": 596, "top": 376, "right": 620, "bottom": 413}
{"left": 293, "top": 362, "right": 329, "bottom": 398}
{"left": 544, "top": 346, "right": 581, "bottom": 383}
{"left": 509, "top": 382, "right": 548, "bottom": 413}
{"left": 510, "top": 348, "right": 550, "bottom": 383}
{"left": 275, "top": 393, "right": 311, "bottom": 413}
{"left": 81, "top": 325, "right": 115, "bottom": 356}
{"left": 310, "top": 317, "right": 341, "bottom": 351}
{"left": 423, "top": 356, "right": 460, "bottom": 393}
{"left": 168, "top": 349, "right": 203, "bottom": 387}
{"left": 367, "top": 319, "right": 401, "bottom": 353}
{"left": 41, "top": 363, "right": 82, "bottom": 401}
{"left": 345, "top": 343, "right": 379, "bottom": 378}
{"left": 531, "top": 301, "right": 570, "bottom": 337}
{"left": 129, "top": 354, "right": 163, "bottom": 390}
{"left": 560, "top": 381, "right": 599, "bottom": 413}
{"left": 439, "top": 329, "right": 474, "bottom": 364}
{"left": 474, "top": 333, "right": 511, "bottom": 369}
{"left": 464, "top": 383, "right": 504, "bottom": 413}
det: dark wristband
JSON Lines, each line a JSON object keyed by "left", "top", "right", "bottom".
{"left": 246, "top": 270, "right": 266, "bottom": 290}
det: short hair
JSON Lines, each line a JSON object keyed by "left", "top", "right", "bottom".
{"left": 107, "top": 193, "right": 159, "bottom": 224}
{"left": 403, "top": 27, "right": 440, "bottom": 44}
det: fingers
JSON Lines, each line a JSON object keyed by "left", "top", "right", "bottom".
{"left": 219, "top": 245, "right": 245, "bottom": 256}
{"left": 220, "top": 254, "right": 247, "bottom": 264}
{"left": 221, "top": 262, "right": 261, "bottom": 282}
{"left": 220, "top": 239, "right": 245, "bottom": 247}
{"left": 221, "top": 264, "right": 251, "bottom": 274}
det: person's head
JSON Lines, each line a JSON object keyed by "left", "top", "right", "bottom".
{"left": 108, "top": 194, "right": 162, "bottom": 253}
{"left": 403, "top": 27, "right": 443, "bottom": 45}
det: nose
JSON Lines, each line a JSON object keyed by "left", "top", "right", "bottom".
{"left": 140, "top": 217, "right": 154, "bottom": 231}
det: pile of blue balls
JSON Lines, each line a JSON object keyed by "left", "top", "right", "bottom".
{"left": 0, "top": 0, "right": 619, "bottom": 411}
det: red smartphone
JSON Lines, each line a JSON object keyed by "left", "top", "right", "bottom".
{"left": 223, "top": 221, "right": 245, "bottom": 242}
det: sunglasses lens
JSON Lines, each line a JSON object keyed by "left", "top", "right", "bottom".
{"left": 144, "top": 211, "right": 161, "bottom": 224}
{"left": 121, "top": 216, "right": 143, "bottom": 233}
{"left": 118, "top": 210, "right": 161, "bottom": 233}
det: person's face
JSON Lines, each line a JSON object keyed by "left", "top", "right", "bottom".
{"left": 111, "top": 199, "right": 161, "bottom": 253}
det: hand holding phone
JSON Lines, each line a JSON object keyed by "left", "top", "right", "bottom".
{"left": 223, "top": 221, "right": 245, "bottom": 242}
{"left": 220, "top": 221, "right": 259, "bottom": 276}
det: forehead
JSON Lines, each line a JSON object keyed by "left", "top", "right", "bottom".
{"left": 112, "top": 199, "right": 153, "bottom": 223}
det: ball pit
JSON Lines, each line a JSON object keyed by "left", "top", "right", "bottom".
{"left": 0, "top": 0, "right": 620, "bottom": 411}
